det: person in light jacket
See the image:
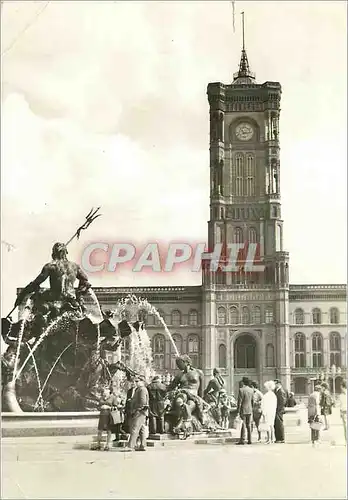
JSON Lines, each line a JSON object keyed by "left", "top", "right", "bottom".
{"left": 261, "top": 380, "right": 277, "bottom": 444}
{"left": 308, "top": 384, "right": 322, "bottom": 447}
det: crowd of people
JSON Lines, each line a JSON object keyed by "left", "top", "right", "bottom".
{"left": 235, "top": 377, "right": 290, "bottom": 445}
{"left": 92, "top": 371, "right": 347, "bottom": 452}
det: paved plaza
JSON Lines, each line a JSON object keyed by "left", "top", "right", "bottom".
{"left": 2, "top": 431, "right": 346, "bottom": 500}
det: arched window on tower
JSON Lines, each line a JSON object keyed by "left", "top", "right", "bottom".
{"left": 218, "top": 344, "right": 227, "bottom": 368}
{"left": 232, "top": 154, "right": 244, "bottom": 196}
{"left": 248, "top": 227, "right": 257, "bottom": 243}
{"left": 241, "top": 306, "right": 250, "bottom": 324}
{"left": 252, "top": 306, "right": 261, "bottom": 324}
{"left": 329, "top": 332, "right": 341, "bottom": 367}
{"left": 152, "top": 334, "right": 166, "bottom": 370}
{"left": 217, "top": 307, "right": 227, "bottom": 325}
{"left": 229, "top": 306, "right": 239, "bottom": 324}
{"left": 312, "top": 332, "right": 323, "bottom": 368}
{"left": 234, "top": 227, "right": 243, "bottom": 244}
{"left": 245, "top": 154, "right": 255, "bottom": 196}
{"left": 265, "top": 306, "right": 274, "bottom": 324}
{"left": 294, "top": 332, "right": 306, "bottom": 368}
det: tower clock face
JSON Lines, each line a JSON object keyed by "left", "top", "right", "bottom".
{"left": 235, "top": 123, "right": 254, "bottom": 141}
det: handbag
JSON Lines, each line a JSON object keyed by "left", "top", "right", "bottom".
{"left": 232, "top": 415, "right": 242, "bottom": 430}
{"left": 310, "top": 420, "right": 323, "bottom": 431}
{"left": 310, "top": 415, "right": 323, "bottom": 431}
{"left": 111, "top": 408, "right": 123, "bottom": 425}
{"left": 259, "top": 417, "right": 270, "bottom": 433}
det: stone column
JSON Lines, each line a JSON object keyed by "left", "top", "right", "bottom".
{"left": 201, "top": 290, "right": 217, "bottom": 387}
{"left": 306, "top": 335, "right": 311, "bottom": 368}
{"left": 323, "top": 337, "right": 330, "bottom": 368}
{"left": 275, "top": 289, "right": 291, "bottom": 389}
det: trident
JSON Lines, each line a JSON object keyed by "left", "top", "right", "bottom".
{"left": 65, "top": 207, "right": 102, "bottom": 246}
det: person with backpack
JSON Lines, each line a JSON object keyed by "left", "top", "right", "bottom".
{"left": 320, "top": 382, "right": 334, "bottom": 431}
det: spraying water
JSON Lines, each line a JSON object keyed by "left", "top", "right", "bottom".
{"left": 14, "top": 313, "right": 70, "bottom": 382}
{"left": 24, "top": 343, "right": 44, "bottom": 411}
{"left": 106, "top": 295, "right": 179, "bottom": 394}
{"left": 132, "top": 296, "right": 180, "bottom": 357}
{"left": 7, "top": 293, "right": 178, "bottom": 411}
{"left": 34, "top": 342, "right": 73, "bottom": 409}
{"left": 11, "top": 303, "right": 31, "bottom": 382}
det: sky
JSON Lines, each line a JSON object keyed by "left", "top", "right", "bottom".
{"left": 1, "top": 0, "right": 347, "bottom": 315}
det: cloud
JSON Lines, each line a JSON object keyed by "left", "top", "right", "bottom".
{"left": 1, "top": 1, "right": 347, "bottom": 315}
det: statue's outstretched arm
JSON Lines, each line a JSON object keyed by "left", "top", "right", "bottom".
{"left": 15, "top": 265, "right": 50, "bottom": 307}
{"left": 198, "top": 370, "right": 204, "bottom": 398}
{"left": 204, "top": 379, "right": 213, "bottom": 397}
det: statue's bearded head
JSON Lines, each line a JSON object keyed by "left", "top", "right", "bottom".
{"left": 52, "top": 242, "right": 68, "bottom": 260}
{"left": 176, "top": 354, "right": 192, "bottom": 371}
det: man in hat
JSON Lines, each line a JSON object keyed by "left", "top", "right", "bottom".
{"left": 124, "top": 376, "right": 149, "bottom": 452}
{"left": 147, "top": 375, "right": 167, "bottom": 435}
{"left": 274, "top": 379, "right": 287, "bottom": 443}
{"left": 236, "top": 377, "right": 254, "bottom": 445}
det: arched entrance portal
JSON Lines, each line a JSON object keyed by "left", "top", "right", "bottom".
{"left": 232, "top": 333, "right": 258, "bottom": 395}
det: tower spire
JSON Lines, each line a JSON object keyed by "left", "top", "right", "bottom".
{"left": 233, "top": 11, "right": 256, "bottom": 84}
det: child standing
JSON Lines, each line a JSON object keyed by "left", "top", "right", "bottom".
{"left": 111, "top": 394, "right": 125, "bottom": 443}
{"left": 96, "top": 386, "right": 118, "bottom": 451}
{"left": 220, "top": 390, "right": 231, "bottom": 429}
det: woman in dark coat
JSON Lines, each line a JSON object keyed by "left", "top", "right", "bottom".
{"left": 320, "top": 382, "right": 334, "bottom": 430}
{"left": 96, "top": 386, "right": 119, "bottom": 451}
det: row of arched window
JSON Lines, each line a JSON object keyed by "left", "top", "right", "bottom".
{"left": 232, "top": 154, "right": 255, "bottom": 196}
{"left": 293, "top": 307, "right": 340, "bottom": 325}
{"left": 294, "top": 332, "right": 342, "bottom": 368}
{"left": 146, "top": 309, "right": 199, "bottom": 327}
{"left": 151, "top": 334, "right": 276, "bottom": 371}
{"left": 152, "top": 333, "right": 200, "bottom": 370}
{"left": 217, "top": 305, "right": 274, "bottom": 325}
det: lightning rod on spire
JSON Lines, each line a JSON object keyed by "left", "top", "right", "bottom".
{"left": 241, "top": 11, "right": 245, "bottom": 50}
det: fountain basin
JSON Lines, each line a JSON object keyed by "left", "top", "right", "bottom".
{"left": 1, "top": 406, "right": 303, "bottom": 438}
{"left": 1, "top": 411, "right": 99, "bottom": 438}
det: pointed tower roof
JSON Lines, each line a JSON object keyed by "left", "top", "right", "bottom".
{"left": 232, "top": 12, "right": 256, "bottom": 84}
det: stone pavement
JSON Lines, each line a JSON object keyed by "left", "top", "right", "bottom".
{"left": 2, "top": 431, "right": 346, "bottom": 499}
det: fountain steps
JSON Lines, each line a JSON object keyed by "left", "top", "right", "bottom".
{"left": 90, "top": 430, "right": 236, "bottom": 448}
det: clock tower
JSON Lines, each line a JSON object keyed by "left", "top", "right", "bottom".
{"left": 202, "top": 14, "right": 291, "bottom": 393}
